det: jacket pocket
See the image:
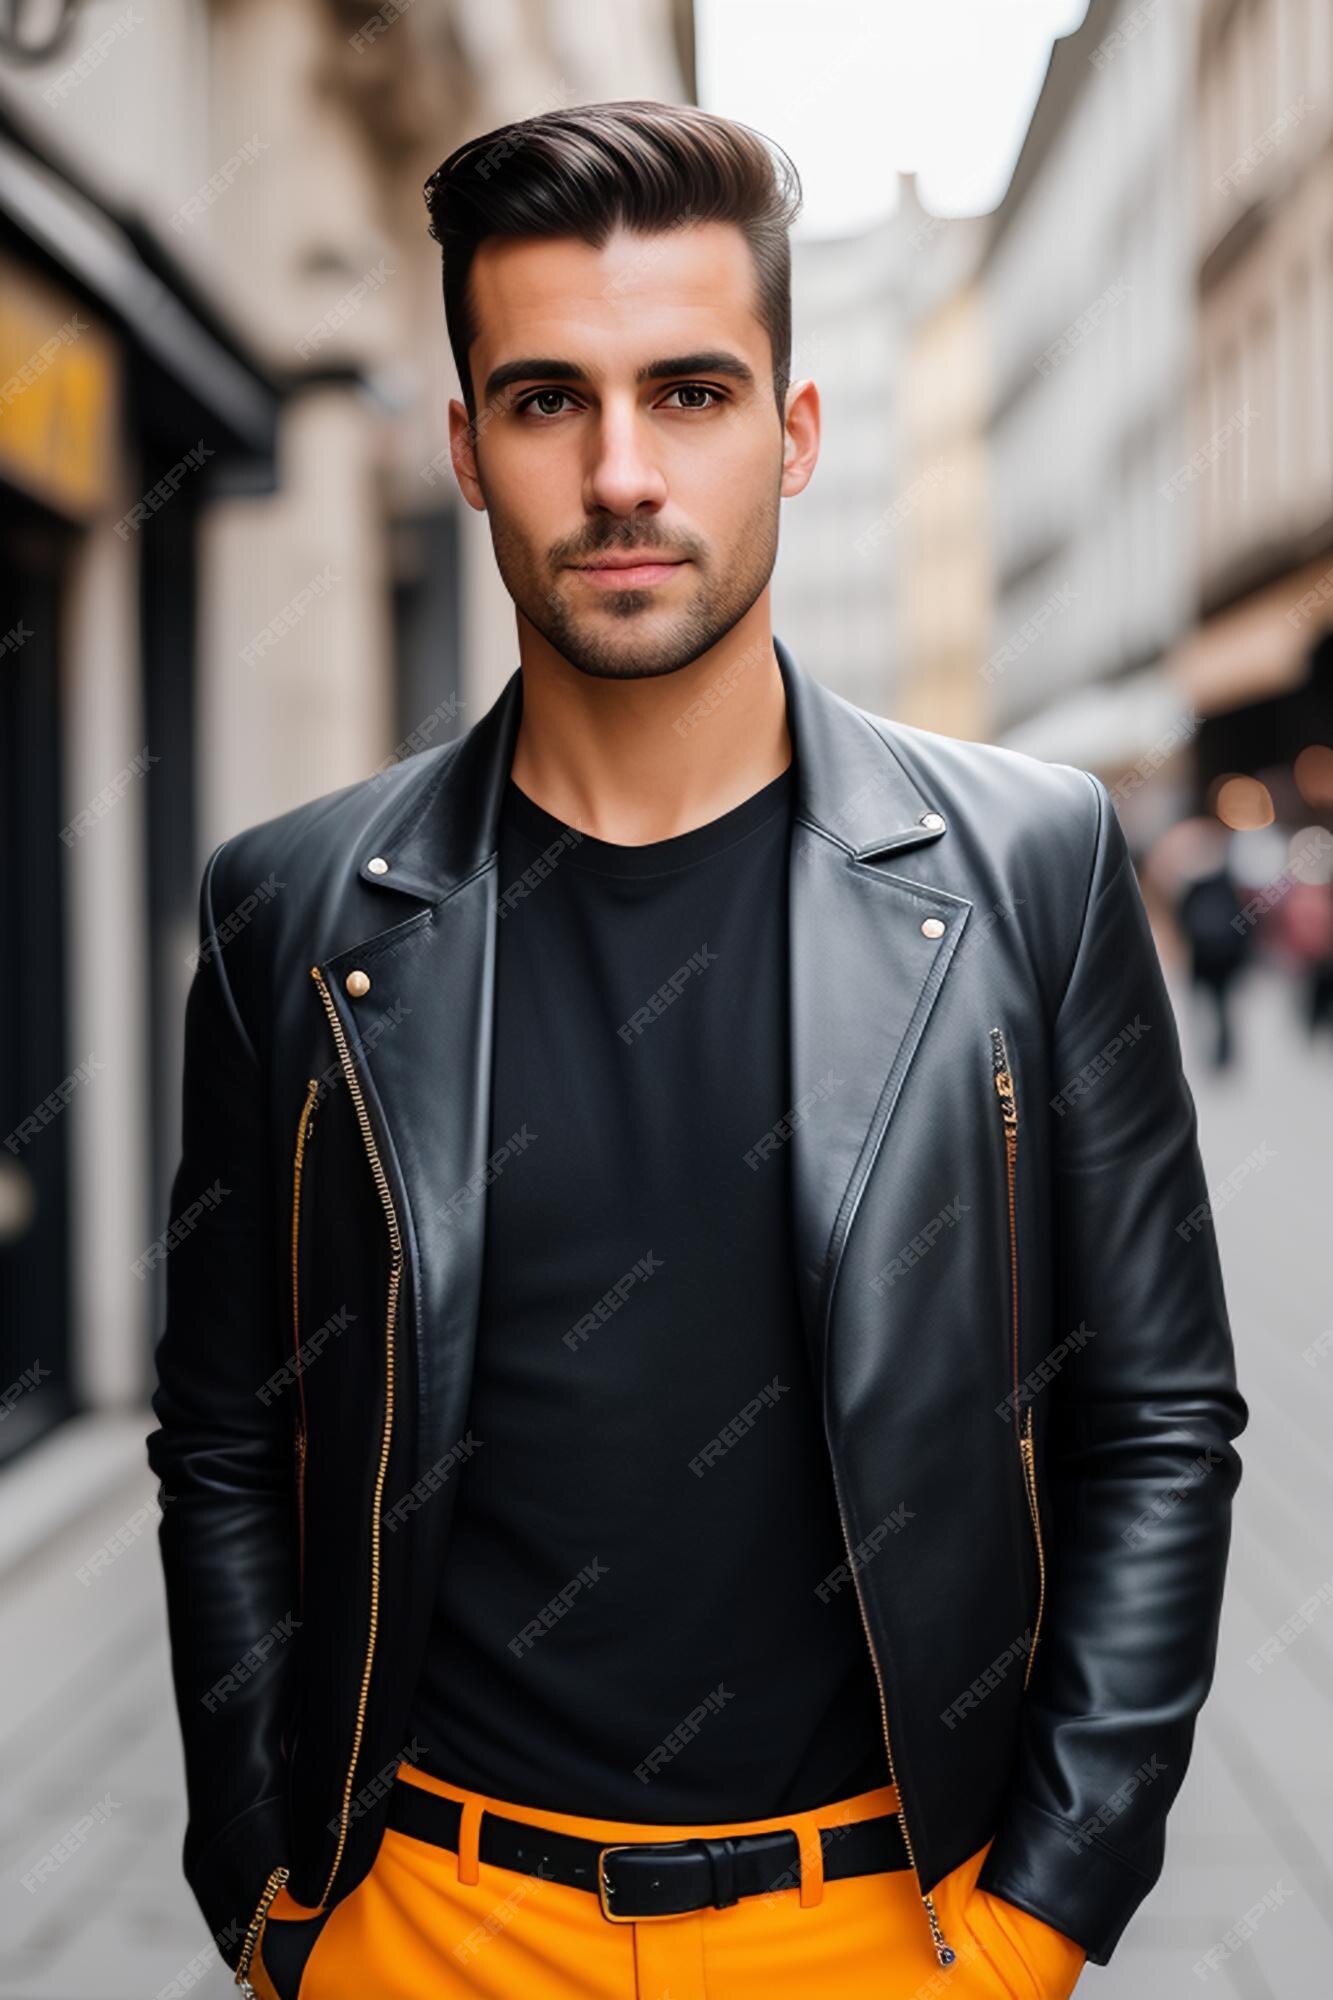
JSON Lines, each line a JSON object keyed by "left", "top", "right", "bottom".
{"left": 289, "top": 1076, "right": 322, "bottom": 1618}
{"left": 989, "top": 1026, "right": 1047, "bottom": 1689}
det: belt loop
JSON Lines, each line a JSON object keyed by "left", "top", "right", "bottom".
{"left": 456, "top": 1797, "right": 483, "bottom": 1885}
{"left": 701, "top": 1836, "right": 739, "bottom": 1909}
{"left": 796, "top": 1820, "right": 825, "bottom": 1908}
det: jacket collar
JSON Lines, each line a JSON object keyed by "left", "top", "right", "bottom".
{"left": 350, "top": 634, "right": 945, "bottom": 909}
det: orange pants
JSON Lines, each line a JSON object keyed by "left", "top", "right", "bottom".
{"left": 252, "top": 1760, "right": 1087, "bottom": 1998}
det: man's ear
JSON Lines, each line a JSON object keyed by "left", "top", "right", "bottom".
{"left": 447, "top": 396, "right": 487, "bottom": 512}
{"left": 781, "top": 378, "right": 820, "bottom": 498}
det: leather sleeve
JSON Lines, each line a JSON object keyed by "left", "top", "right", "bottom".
{"left": 975, "top": 773, "right": 1249, "bottom": 1963}
{"left": 144, "top": 835, "right": 296, "bottom": 1971}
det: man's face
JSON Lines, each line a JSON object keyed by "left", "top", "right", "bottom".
{"left": 451, "top": 220, "right": 808, "bottom": 681}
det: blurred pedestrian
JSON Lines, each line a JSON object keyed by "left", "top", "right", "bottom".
{"left": 1177, "top": 864, "right": 1252, "bottom": 1068}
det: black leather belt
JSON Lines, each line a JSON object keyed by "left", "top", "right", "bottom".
{"left": 385, "top": 1776, "right": 909, "bottom": 1922}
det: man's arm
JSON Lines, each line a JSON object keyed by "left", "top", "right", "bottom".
{"left": 975, "top": 772, "right": 1249, "bottom": 1964}
{"left": 145, "top": 835, "right": 297, "bottom": 1973}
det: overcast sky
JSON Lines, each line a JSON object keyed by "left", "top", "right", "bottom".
{"left": 696, "top": 0, "right": 1091, "bottom": 235}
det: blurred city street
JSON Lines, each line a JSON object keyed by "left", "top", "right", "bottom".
{"left": 2, "top": 0, "right": 1331, "bottom": 1993}
{"left": 0, "top": 965, "right": 1328, "bottom": 1998}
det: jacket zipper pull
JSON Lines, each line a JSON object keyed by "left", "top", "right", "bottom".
{"left": 924, "top": 1891, "right": 956, "bottom": 1966}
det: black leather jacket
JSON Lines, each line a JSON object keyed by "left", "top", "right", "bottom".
{"left": 145, "top": 636, "right": 1247, "bottom": 1977}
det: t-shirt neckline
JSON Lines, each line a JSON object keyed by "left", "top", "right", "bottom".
{"left": 501, "top": 761, "right": 795, "bottom": 879}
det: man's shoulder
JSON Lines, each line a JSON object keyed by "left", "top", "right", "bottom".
{"left": 857, "top": 705, "right": 1106, "bottom": 859}
{"left": 203, "top": 737, "right": 460, "bottom": 910}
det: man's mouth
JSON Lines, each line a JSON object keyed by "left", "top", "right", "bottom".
{"left": 569, "top": 556, "right": 689, "bottom": 590}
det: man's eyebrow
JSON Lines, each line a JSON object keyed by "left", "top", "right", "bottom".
{"left": 483, "top": 351, "right": 755, "bottom": 402}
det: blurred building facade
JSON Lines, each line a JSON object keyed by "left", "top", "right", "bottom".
{"left": 1172, "top": 0, "right": 1333, "bottom": 830}
{"left": 895, "top": 193, "right": 991, "bottom": 742}
{"left": 775, "top": 207, "right": 907, "bottom": 716}
{"left": 0, "top": 0, "right": 692, "bottom": 1475}
{"left": 976, "top": 0, "right": 1202, "bottom": 849}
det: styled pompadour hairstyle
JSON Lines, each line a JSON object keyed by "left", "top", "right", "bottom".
{"left": 423, "top": 100, "right": 803, "bottom": 424}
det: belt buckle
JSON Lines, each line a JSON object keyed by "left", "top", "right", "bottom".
{"left": 597, "top": 1841, "right": 698, "bottom": 1924}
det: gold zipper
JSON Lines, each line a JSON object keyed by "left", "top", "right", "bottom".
{"left": 234, "top": 1862, "right": 289, "bottom": 1987}
{"left": 1018, "top": 1407, "right": 1047, "bottom": 1687}
{"left": 990, "top": 1026, "right": 1046, "bottom": 1689}
{"left": 309, "top": 964, "right": 403, "bottom": 1907}
{"left": 290, "top": 1076, "right": 321, "bottom": 1613}
{"left": 828, "top": 1471, "right": 957, "bottom": 1966}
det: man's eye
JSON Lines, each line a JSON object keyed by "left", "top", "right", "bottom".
{"left": 516, "top": 389, "right": 578, "bottom": 419}
{"left": 662, "top": 384, "right": 725, "bottom": 410}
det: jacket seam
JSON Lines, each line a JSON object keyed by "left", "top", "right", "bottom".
{"left": 1005, "top": 1793, "right": 1157, "bottom": 1883}
{"left": 1050, "top": 769, "right": 1110, "bottom": 1024}
{"left": 203, "top": 835, "right": 261, "bottom": 1072}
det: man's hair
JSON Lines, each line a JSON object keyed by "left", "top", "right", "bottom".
{"left": 423, "top": 100, "right": 802, "bottom": 426}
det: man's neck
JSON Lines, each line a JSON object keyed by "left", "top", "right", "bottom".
{"left": 507, "top": 612, "right": 792, "bottom": 846}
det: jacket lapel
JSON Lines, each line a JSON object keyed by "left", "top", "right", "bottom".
{"left": 311, "top": 638, "right": 971, "bottom": 1476}
{"left": 777, "top": 641, "right": 971, "bottom": 1371}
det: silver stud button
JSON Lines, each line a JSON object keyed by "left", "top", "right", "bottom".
{"left": 367, "top": 855, "right": 389, "bottom": 874}
{"left": 920, "top": 918, "right": 945, "bottom": 940}
{"left": 920, "top": 812, "right": 945, "bottom": 832}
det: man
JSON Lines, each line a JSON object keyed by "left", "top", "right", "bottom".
{"left": 146, "top": 101, "right": 1247, "bottom": 2000}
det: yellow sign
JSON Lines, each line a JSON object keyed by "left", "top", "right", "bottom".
{"left": 0, "top": 251, "right": 117, "bottom": 518}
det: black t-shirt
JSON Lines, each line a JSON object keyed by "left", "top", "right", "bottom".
{"left": 405, "top": 755, "right": 888, "bottom": 1818}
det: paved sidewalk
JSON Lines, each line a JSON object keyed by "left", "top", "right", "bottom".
{"left": 1, "top": 968, "right": 1328, "bottom": 1996}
